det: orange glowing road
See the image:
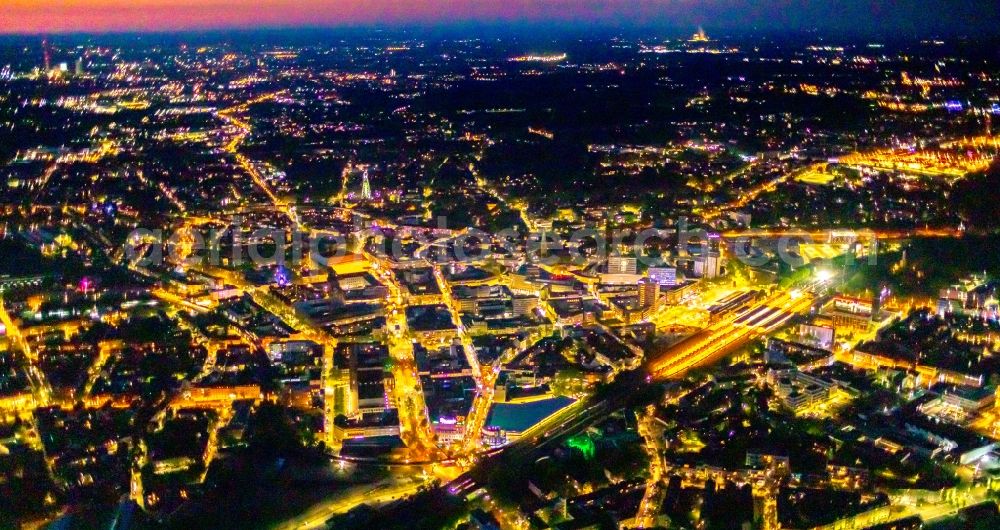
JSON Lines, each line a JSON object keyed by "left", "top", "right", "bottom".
{"left": 698, "top": 164, "right": 788, "bottom": 221}
{"left": 635, "top": 411, "right": 665, "bottom": 528}
{"left": 719, "top": 227, "right": 962, "bottom": 240}
{"left": 0, "top": 294, "right": 53, "bottom": 407}
{"left": 648, "top": 290, "right": 815, "bottom": 379}
{"left": 217, "top": 91, "right": 290, "bottom": 211}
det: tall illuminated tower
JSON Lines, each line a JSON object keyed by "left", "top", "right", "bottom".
{"left": 361, "top": 168, "right": 372, "bottom": 201}
{"left": 42, "top": 37, "right": 51, "bottom": 72}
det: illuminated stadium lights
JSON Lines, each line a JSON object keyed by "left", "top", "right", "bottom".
{"left": 509, "top": 53, "right": 567, "bottom": 63}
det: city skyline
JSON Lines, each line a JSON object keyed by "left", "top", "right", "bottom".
{"left": 3, "top": 0, "right": 1000, "bottom": 36}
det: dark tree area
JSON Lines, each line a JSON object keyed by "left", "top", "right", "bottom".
{"left": 954, "top": 161, "right": 1000, "bottom": 231}
{"left": 160, "top": 403, "right": 334, "bottom": 530}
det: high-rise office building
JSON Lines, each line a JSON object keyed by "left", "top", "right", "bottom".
{"left": 638, "top": 279, "right": 660, "bottom": 309}
{"left": 42, "top": 37, "right": 50, "bottom": 72}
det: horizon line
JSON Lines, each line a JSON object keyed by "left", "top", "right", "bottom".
{"left": 0, "top": 21, "right": 988, "bottom": 40}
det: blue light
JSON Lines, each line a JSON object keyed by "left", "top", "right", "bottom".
{"left": 274, "top": 266, "right": 291, "bottom": 287}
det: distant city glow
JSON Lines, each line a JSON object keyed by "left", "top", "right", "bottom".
{"left": 1, "top": 1, "right": 998, "bottom": 35}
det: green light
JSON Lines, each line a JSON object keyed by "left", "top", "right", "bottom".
{"left": 566, "top": 433, "right": 595, "bottom": 460}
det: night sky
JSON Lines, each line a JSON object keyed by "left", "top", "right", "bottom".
{"left": 2, "top": 1, "right": 999, "bottom": 36}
